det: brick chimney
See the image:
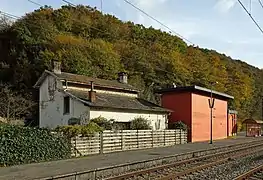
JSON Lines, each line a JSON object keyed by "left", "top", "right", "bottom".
{"left": 118, "top": 72, "right": 128, "bottom": 84}
{"left": 89, "top": 81, "right": 96, "bottom": 102}
{"left": 53, "top": 60, "right": 61, "bottom": 74}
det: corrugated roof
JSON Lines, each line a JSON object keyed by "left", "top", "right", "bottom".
{"left": 155, "top": 85, "right": 234, "bottom": 99}
{"left": 243, "top": 118, "right": 263, "bottom": 124}
{"left": 66, "top": 90, "right": 171, "bottom": 113}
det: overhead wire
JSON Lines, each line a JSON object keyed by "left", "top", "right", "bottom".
{"left": 258, "top": 0, "right": 263, "bottom": 10}
{"left": 0, "top": 11, "right": 20, "bottom": 19}
{"left": 237, "top": 0, "right": 263, "bottom": 34}
{"left": 61, "top": 0, "right": 76, "bottom": 7}
{"left": 123, "top": 0, "right": 194, "bottom": 45}
{"left": 27, "top": 0, "right": 43, "bottom": 7}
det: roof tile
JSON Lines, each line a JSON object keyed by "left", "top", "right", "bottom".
{"left": 67, "top": 90, "right": 171, "bottom": 113}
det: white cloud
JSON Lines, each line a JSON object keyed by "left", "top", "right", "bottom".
{"left": 214, "top": 0, "right": 236, "bottom": 13}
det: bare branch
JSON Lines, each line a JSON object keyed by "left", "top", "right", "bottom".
{"left": 0, "top": 83, "right": 36, "bottom": 121}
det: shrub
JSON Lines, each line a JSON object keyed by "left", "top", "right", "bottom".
{"left": 55, "top": 122, "right": 103, "bottom": 138}
{"left": 0, "top": 124, "right": 71, "bottom": 166}
{"left": 80, "top": 122, "right": 103, "bottom": 136}
{"left": 68, "top": 117, "right": 81, "bottom": 125}
{"left": 130, "top": 117, "right": 151, "bottom": 130}
{"left": 168, "top": 121, "right": 187, "bottom": 130}
{"left": 90, "top": 116, "right": 113, "bottom": 130}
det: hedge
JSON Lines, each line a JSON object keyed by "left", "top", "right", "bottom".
{"left": 0, "top": 124, "right": 71, "bottom": 166}
{"left": 55, "top": 122, "right": 103, "bottom": 138}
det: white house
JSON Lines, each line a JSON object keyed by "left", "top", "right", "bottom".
{"left": 33, "top": 61, "right": 171, "bottom": 130}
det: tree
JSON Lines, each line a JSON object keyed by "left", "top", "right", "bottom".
{"left": 0, "top": 84, "right": 36, "bottom": 122}
{"left": 0, "top": 5, "right": 262, "bottom": 122}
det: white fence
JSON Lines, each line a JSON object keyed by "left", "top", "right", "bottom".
{"left": 71, "top": 129, "right": 187, "bottom": 157}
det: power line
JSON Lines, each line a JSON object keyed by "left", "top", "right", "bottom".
{"left": 27, "top": 0, "right": 42, "bottom": 7}
{"left": 258, "top": 0, "right": 263, "bottom": 10}
{"left": 100, "top": 0, "right": 103, "bottom": 13}
{"left": 62, "top": 0, "right": 76, "bottom": 7}
{"left": 0, "top": 11, "right": 20, "bottom": 19}
{"left": 123, "top": 0, "right": 194, "bottom": 45}
{"left": 237, "top": 0, "right": 263, "bottom": 34}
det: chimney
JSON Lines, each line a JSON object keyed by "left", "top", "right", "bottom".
{"left": 118, "top": 72, "right": 128, "bottom": 84}
{"left": 53, "top": 60, "right": 61, "bottom": 74}
{"left": 89, "top": 81, "right": 96, "bottom": 102}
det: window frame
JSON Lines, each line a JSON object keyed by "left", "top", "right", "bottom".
{"left": 63, "top": 96, "right": 70, "bottom": 115}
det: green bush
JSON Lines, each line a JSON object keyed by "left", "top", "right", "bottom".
{"left": 55, "top": 122, "right": 103, "bottom": 138}
{"left": 130, "top": 117, "right": 151, "bottom": 130}
{"left": 0, "top": 124, "right": 71, "bottom": 166}
{"left": 90, "top": 116, "right": 113, "bottom": 130}
{"left": 168, "top": 121, "right": 187, "bottom": 130}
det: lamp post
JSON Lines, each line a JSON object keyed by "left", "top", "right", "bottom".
{"left": 209, "top": 82, "right": 218, "bottom": 144}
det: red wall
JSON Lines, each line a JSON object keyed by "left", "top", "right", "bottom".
{"left": 161, "top": 91, "right": 229, "bottom": 142}
{"left": 228, "top": 113, "right": 237, "bottom": 136}
{"left": 191, "top": 93, "right": 228, "bottom": 142}
{"left": 161, "top": 92, "right": 192, "bottom": 140}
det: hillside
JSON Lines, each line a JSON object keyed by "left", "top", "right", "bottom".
{"left": 0, "top": 5, "right": 262, "bottom": 121}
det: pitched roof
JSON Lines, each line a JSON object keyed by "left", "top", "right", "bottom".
{"left": 155, "top": 85, "right": 234, "bottom": 100}
{"left": 243, "top": 118, "right": 263, "bottom": 124}
{"left": 66, "top": 89, "right": 171, "bottom": 113}
{"left": 34, "top": 70, "right": 139, "bottom": 92}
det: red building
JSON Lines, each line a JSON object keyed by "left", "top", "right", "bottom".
{"left": 156, "top": 85, "right": 237, "bottom": 142}
{"left": 228, "top": 110, "right": 238, "bottom": 136}
{"left": 243, "top": 119, "right": 263, "bottom": 137}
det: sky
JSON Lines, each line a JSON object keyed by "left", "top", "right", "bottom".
{"left": 1, "top": 0, "right": 263, "bottom": 68}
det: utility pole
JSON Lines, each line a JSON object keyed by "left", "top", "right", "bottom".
{"left": 209, "top": 89, "right": 215, "bottom": 144}
{"left": 100, "top": 0, "right": 103, "bottom": 13}
{"left": 209, "top": 82, "right": 217, "bottom": 144}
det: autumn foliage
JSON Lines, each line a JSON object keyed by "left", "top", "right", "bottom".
{"left": 0, "top": 5, "right": 262, "bottom": 121}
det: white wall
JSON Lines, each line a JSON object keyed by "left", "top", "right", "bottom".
{"left": 39, "top": 75, "right": 90, "bottom": 128}
{"left": 90, "top": 110, "right": 167, "bottom": 130}
{"left": 39, "top": 75, "right": 167, "bottom": 130}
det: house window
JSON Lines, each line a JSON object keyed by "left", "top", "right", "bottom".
{"left": 64, "top": 96, "right": 70, "bottom": 114}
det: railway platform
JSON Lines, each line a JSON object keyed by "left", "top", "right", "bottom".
{"left": 0, "top": 133, "right": 262, "bottom": 180}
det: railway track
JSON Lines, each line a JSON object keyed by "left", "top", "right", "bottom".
{"left": 234, "top": 164, "right": 263, "bottom": 180}
{"left": 104, "top": 142, "right": 263, "bottom": 180}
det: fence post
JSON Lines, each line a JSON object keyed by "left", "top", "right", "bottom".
{"left": 175, "top": 130, "right": 177, "bottom": 145}
{"left": 121, "top": 130, "right": 124, "bottom": 150}
{"left": 100, "top": 132, "right": 103, "bottom": 154}
{"left": 180, "top": 129, "right": 182, "bottom": 144}
{"left": 164, "top": 130, "right": 166, "bottom": 146}
{"left": 74, "top": 136, "right": 77, "bottom": 157}
{"left": 152, "top": 130, "right": 154, "bottom": 147}
{"left": 137, "top": 129, "right": 139, "bottom": 149}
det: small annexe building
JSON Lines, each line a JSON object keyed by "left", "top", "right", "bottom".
{"left": 156, "top": 86, "right": 236, "bottom": 142}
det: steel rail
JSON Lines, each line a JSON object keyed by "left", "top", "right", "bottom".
{"left": 104, "top": 141, "right": 263, "bottom": 180}
{"left": 233, "top": 164, "right": 263, "bottom": 180}
{"left": 39, "top": 139, "right": 263, "bottom": 180}
{"left": 158, "top": 147, "right": 263, "bottom": 180}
